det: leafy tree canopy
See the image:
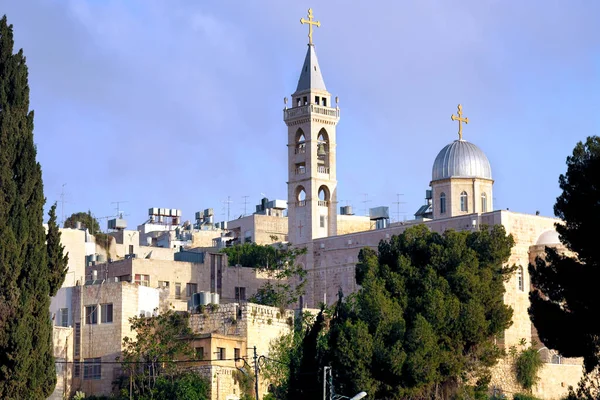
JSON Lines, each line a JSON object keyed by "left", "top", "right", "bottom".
{"left": 529, "top": 136, "right": 600, "bottom": 374}
{"left": 118, "top": 309, "right": 208, "bottom": 399}
{"left": 64, "top": 210, "right": 100, "bottom": 234}
{"left": 327, "top": 225, "right": 515, "bottom": 399}
{"left": 221, "top": 243, "right": 307, "bottom": 308}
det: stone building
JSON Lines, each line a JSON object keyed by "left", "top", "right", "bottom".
{"left": 47, "top": 9, "right": 586, "bottom": 400}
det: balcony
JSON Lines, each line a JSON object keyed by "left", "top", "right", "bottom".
{"left": 294, "top": 145, "right": 306, "bottom": 154}
{"left": 284, "top": 104, "right": 340, "bottom": 122}
{"left": 295, "top": 167, "right": 306, "bottom": 175}
{"left": 297, "top": 200, "right": 306, "bottom": 207}
{"left": 317, "top": 166, "right": 329, "bottom": 174}
{"left": 318, "top": 200, "right": 329, "bottom": 207}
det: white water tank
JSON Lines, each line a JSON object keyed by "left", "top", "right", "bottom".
{"left": 210, "top": 292, "right": 220, "bottom": 305}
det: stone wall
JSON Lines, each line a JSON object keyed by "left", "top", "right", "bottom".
{"left": 490, "top": 357, "right": 583, "bottom": 399}
{"left": 189, "top": 303, "right": 294, "bottom": 399}
{"left": 336, "top": 214, "right": 373, "bottom": 235}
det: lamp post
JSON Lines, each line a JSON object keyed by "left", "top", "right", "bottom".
{"left": 333, "top": 391, "right": 367, "bottom": 400}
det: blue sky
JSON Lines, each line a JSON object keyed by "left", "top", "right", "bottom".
{"left": 3, "top": 0, "right": 599, "bottom": 228}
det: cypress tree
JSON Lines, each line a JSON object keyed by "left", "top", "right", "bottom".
{"left": 0, "top": 15, "right": 68, "bottom": 398}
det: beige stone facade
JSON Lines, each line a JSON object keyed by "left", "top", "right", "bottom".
{"left": 69, "top": 281, "right": 159, "bottom": 396}
{"left": 226, "top": 213, "right": 288, "bottom": 245}
{"left": 189, "top": 303, "right": 294, "bottom": 399}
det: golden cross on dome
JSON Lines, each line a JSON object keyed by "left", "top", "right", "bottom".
{"left": 451, "top": 104, "right": 469, "bottom": 140}
{"left": 300, "top": 8, "right": 321, "bottom": 45}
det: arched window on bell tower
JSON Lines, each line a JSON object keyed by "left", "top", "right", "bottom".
{"left": 295, "top": 129, "right": 306, "bottom": 154}
{"left": 460, "top": 191, "right": 468, "bottom": 212}
{"left": 317, "top": 129, "right": 330, "bottom": 174}
{"left": 440, "top": 193, "right": 446, "bottom": 214}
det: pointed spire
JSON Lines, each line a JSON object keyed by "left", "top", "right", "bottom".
{"left": 296, "top": 44, "right": 327, "bottom": 93}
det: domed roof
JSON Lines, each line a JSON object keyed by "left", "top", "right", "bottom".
{"left": 432, "top": 140, "right": 492, "bottom": 181}
{"left": 536, "top": 230, "right": 561, "bottom": 245}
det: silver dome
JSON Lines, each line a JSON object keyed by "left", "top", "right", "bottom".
{"left": 432, "top": 140, "right": 492, "bottom": 181}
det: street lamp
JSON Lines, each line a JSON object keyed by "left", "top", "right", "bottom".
{"left": 333, "top": 391, "right": 367, "bottom": 400}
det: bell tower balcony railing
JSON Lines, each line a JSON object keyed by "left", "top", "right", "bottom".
{"left": 284, "top": 104, "right": 340, "bottom": 122}
{"left": 317, "top": 166, "right": 329, "bottom": 174}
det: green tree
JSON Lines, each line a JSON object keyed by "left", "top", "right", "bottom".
{"left": 529, "top": 136, "right": 600, "bottom": 375}
{"left": 47, "top": 204, "right": 69, "bottom": 296}
{"left": 0, "top": 15, "right": 68, "bottom": 399}
{"left": 327, "top": 225, "right": 515, "bottom": 399}
{"left": 221, "top": 243, "right": 307, "bottom": 308}
{"left": 118, "top": 309, "right": 207, "bottom": 399}
{"left": 64, "top": 210, "right": 100, "bottom": 234}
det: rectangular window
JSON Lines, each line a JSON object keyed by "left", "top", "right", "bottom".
{"left": 187, "top": 283, "right": 198, "bottom": 297}
{"left": 101, "top": 303, "right": 113, "bottom": 323}
{"left": 295, "top": 163, "right": 306, "bottom": 175}
{"left": 85, "top": 305, "right": 97, "bottom": 325}
{"left": 320, "top": 215, "right": 325, "bottom": 228}
{"left": 128, "top": 244, "right": 134, "bottom": 255}
{"left": 74, "top": 323, "right": 81, "bottom": 357}
{"left": 83, "top": 357, "right": 101, "bottom": 380}
{"left": 134, "top": 274, "right": 150, "bottom": 286}
{"left": 315, "top": 96, "right": 320, "bottom": 104}
{"left": 195, "top": 347, "right": 204, "bottom": 360}
{"left": 74, "top": 360, "right": 80, "bottom": 377}
{"left": 234, "top": 348, "right": 241, "bottom": 360}
{"left": 60, "top": 308, "right": 69, "bottom": 327}
{"left": 175, "top": 283, "right": 182, "bottom": 299}
{"left": 302, "top": 96, "right": 307, "bottom": 105}
{"left": 217, "top": 347, "right": 226, "bottom": 360}
{"left": 440, "top": 194, "right": 446, "bottom": 214}
{"left": 323, "top": 98, "right": 327, "bottom": 107}
{"left": 235, "top": 287, "right": 246, "bottom": 302}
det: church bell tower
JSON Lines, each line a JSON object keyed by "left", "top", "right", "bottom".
{"left": 284, "top": 8, "right": 340, "bottom": 245}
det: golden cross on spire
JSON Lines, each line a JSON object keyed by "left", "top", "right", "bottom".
{"left": 451, "top": 104, "right": 469, "bottom": 140}
{"left": 300, "top": 8, "right": 321, "bottom": 45}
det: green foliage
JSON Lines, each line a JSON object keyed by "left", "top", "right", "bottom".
{"left": 47, "top": 204, "right": 69, "bottom": 296}
{"left": 233, "top": 367, "right": 255, "bottom": 400}
{"left": 0, "top": 15, "right": 68, "bottom": 399}
{"left": 262, "top": 310, "right": 327, "bottom": 400}
{"left": 151, "top": 373, "right": 209, "bottom": 400}
{"left": 222, "top": 243, "right": 307, "bottom": 308}
{"left": 118, "top": 309, "right": 196, "bottom": 398}
{"left": 64, "top": 210, "right": 100, "bottom": 234}
{"left": 327, "top": 225, "right": 515, "bottom": 399}
{"left": 529, "top": 136, "right": 600, "bottom": 373}
{"left": 515, "top": 347, "right": 543, "bottom": 391}
{"left": 513, "top": 393, "right": 541, "bottom": 400}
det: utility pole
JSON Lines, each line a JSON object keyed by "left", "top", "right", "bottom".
{"left": 361, "top": 193, "right": 371, "bottom": 217}
{"left": 323, "top": 366, "right": 331, "bottom": 400}
{"left": 242, "top": 195, "right": 249, "bottom": 217}
{"left": 222, "top": 196, "right": 233, "bottom": 222}
{"left": 59, "top": 183, "right": 67, "bottom": 226}
{"left": 393, "top": 193, "right": 406, "bottom": 223}
{"left": 111, "top": 200, "right": 128, "bottom": 218}
{"left": 253, "top": 346, "right": 259, "bottom": 400}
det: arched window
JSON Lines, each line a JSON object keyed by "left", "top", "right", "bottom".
{"left": 296, "top": 186, "right": 306, "bottom": 207}
{"left": 440, "top": 193, "right": 446, "bottom": 214}
{"left": 460, "top": 191, "right": 468, "bottom": 212}
{"left": 317, "top": 185, "right": 330, "bottom": 207}
{"left": 517, "top": 266, "right": 524, "bottom": 291}
{"left": 295, "top": 129, "right": 306, "bottom": 154}
{"left": 481, "top": 192, "right": 487, "bottom": 213}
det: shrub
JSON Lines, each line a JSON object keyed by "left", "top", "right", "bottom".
{"left": 515, "top": 348, "right": 544, "bottom": 390}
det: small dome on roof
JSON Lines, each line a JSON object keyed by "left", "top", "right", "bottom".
{"left": 432, "top": 140, "right": 492, "bottom": 181}
{"left": 536, "top": 230, "right": 561, "bottom": 245}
